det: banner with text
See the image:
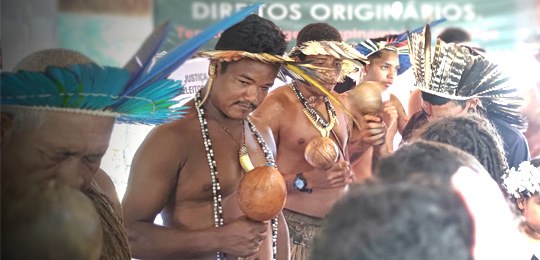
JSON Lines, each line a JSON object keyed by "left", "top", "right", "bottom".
{"left": 155, "top": 0, "right": 536, "bottom": 52}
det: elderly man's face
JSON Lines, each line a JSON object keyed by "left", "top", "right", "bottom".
{"left": 1, "top": 110, "right": 115, "bottom": 190}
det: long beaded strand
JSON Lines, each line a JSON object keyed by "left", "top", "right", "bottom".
{"left": 246, "top": 118, "right": 278, "bottom": 259}
{"left": 196, "top": 91, "right": 279, "bottom": 260}
{"left": 195, "top": 91, "right": 225, "bottom": 259}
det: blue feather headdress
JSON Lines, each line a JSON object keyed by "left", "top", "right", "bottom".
{"left": 1, "top": 3, "right": 262, "bottom": 125}
{"left": 355, "top": 19, "right": 445, "bottom": 75}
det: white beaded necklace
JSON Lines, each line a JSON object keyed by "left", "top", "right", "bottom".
{"left": 195, "top": 91, "right": 278, "bottom": 259}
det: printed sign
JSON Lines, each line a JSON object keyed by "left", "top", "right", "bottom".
{"left": 155, "top": 0, "right": 535, "bottom": 51}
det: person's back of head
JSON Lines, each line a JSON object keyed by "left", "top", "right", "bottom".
{"left": 295, "top": 22, "right": 342, "bottom": 46}
{"left": 215, "top": 14, "right": 287, "bottom": 55}
{"left": 375, "top": 140, "right": 484, "bottom": 182}
{"left": 2, "top": 48, "right": 97, "bottom": 131}
{"left": 438, "top": 27, "right": 472, "bottom": 44}
{"left": 417, "top": 114, "right": 509, "bottom": 184}
{"left": 312, "top": 176, "right": 474, "bottom": 260}
{"left": 13, "top": 48, "right": 94, "bottom": 72}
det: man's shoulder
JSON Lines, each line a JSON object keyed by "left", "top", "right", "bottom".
{"left": 145, "top": 112, "right": 200, "bottom": 146}
{"left": 268, "top": 84, "right": 295, "bottom": 103}
{"left": 255, "top": 85, "right": 295, "bottom": 113}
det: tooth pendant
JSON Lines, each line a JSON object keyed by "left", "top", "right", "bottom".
{"left": 239, "top": 144, "right": 254, "bottom": 172}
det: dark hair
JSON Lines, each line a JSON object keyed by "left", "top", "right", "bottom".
{"left": 214, "top": 14, "right": 287, "bottom": 72}
{"left": 366, "top": 34, "right": 400, "bottom": 61}
{"left": 375, "top": 140, "right": 484, "bottom": 182}
{"left": 417, "top": 114, "right": 509, "bottom": 184}
{"left": 531, "top": 158, "right": 540, "bottom": 167}
{"left": 296, "top": 22, "right": 342, "bottom": 46}
{"left": 312, "top": 176, "right": 474, "bottom": 260}
{"left": 294, "top": 23, "right": 342, "bottom": 61}
{"left": 438, "top": 28, "right": 471, "bottom": 44}
{"left": 215, "top": 14, "right": 286, "bottom": 55}
{"left": 421, "top": 91, "right": 467, "bottom": 107}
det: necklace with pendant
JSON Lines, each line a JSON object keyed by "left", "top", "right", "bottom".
{"left": 195, "top": 90, "right": 278, "bottom": 259}
{"left": 291, "top": 81, "right": 337, "bottom": 137}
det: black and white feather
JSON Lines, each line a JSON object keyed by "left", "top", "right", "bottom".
{"left": 408, "top": 25, "right": 526, "bottom": 130}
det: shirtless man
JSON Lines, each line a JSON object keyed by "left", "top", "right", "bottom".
{"left": 121, "top": 15, "right": 289, "bottom": 259}
{"left": 252, "top": 23, "right": 386, "bottom": 260}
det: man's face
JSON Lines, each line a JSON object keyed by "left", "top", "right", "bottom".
{"left": 1, "top": 110, "right": 115, "bottom": 190}
{"left": 363, "top": 50, "right": 399, "bottom": 89}
{"left": 422, "top": 100, "right": 468, "bottom": 121}
{"left": 304, "top": 54, "right": 343, "bottom": 92}
{"left": 210, "top": 59, "right": 280, "bottom": 119}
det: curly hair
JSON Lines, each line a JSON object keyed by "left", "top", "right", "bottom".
{"left": 295, "top": 22, "right": 342, "bottom": 46}
{"left": 375, "top": 140, "right": 485, "bottom": 182}
{"left": 215, "top": 14, "right": 287, "bottom": 55}
{"left": 438, "top": 27, "right": 471, "bottom": 44}
{"left": 417, "top": 114, "right": 509, "bottom": 184}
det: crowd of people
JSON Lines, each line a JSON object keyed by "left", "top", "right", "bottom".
{"left": 2, "top": 4, "right": 539, "bottom": 260}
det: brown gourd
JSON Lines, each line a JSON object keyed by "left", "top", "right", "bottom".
{"left": 3, "top": 180, "right": 103, "bottom": 260}
{"left": 347, "top": 81, "right": 385, "bottom": 115}
{"left": 237, "top": 166, "right": 287, "bottom": 221}
{"left": 304, "top": 136, "right": 340, "bottom": 169}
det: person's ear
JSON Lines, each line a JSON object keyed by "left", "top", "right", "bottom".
{"left": 1, "top": 112, "right": 14, "bottom": 139}
{"left": 208, "top": 62, "right": 217, "bottom": 78}
{"left": 517, "top": 198, "right": 526, "bottom": 211}
{"left": 466, "top": 98, "right": 480, "bottom": 113}
{"left": 361, "top": 65, "right": 368, "bottom": 75}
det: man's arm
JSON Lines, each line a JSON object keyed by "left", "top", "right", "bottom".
{"left": 348, "top": 114, "right": 388, "bottom": 166}
{"left": 390, "top": 94, "right": 409, "bottom": 134}
{"left": 93, "top": 168, "right": 122, "bottom": 220}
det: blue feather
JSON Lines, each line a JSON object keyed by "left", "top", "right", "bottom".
{"left": 128, "top": 2, "right": 263, "bottom": 94}
{"left": 124, "top": 21, "right": 171, "bottom": 89}
{"left": 1, "top": 4, "right": 262, "bottom": 125}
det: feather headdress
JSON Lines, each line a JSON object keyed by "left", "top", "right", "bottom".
{"left": 408, "top": 24, "right": 527, "bottom": 130}
{"left": 288, "top": 40, "right": 368, "bottom": 82}
{"left": 356, "top": 19, "right": 445, "bottom": 75}
{"left": 199, "top": 50, "right": 322, "bottom": 83}
{"left": 199, "top": 49, "right": 354, "bottom": 121}
{"left": 1, "top": 3, "right": 262, "bottom": 125}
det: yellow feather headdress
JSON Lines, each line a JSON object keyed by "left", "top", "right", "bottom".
{"left": 288, "top": 40, "right": 368, "bottom": 82}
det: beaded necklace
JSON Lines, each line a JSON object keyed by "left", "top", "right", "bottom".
{"left": 291, "top": 81, "right": 337, "bottom": 137}
{"left": 195, "top": 91, "right": 278, "bottom": 260}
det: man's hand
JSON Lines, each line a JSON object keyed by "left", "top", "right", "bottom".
{"left": 218, "top": 216, "right": 268, "bottom": 257}
{"left": 382, "top": 101, "right": 398, "bottom": 130}
{"left": 304, "top": 159, "right": 352, "bottom": 189}
{"left": 360, "top": 114, "right": 387, "bottom": 146}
